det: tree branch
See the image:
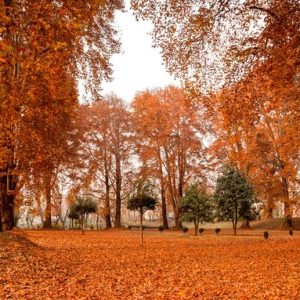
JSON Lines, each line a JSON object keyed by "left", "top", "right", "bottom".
{"left": 249, "top": 5, "right": 280, "bottom": 20}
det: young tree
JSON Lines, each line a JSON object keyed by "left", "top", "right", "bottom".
{"left": 179, "top": 184, "right": 213, "bottom": 236}
{"left": 127, "top": 188, "right": 158, "bottom": 246}
{"left": 70, "top": 196, "right": 97, "bottom": 234}
{"left": 214, "top": 166, "right": 257, "bottom": 235}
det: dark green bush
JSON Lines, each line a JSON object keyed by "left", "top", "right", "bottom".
{"left": 215, "top": 228, "right": 221, "bottom": 235}
{"left": 158, "top": 225, "right": 164, "bottom": 232}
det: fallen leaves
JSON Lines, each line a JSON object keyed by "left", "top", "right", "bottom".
{"left": 0, "top": 229, "right": 299, "bottom": 299}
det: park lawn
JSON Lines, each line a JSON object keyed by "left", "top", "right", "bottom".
{"left": 0, "top": 229, "right": 299, "bottom": 299}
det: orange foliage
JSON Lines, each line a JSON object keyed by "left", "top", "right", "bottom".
{"left": 1, "top": 230, "right": 299, "bottom": 298}
{"left": 132, "top": 0, "right": 300, "bottom": 218}
{"left": 0, "top": 0, "right": 123, "bottom": 229}
{"left": 132, "top": 86, "right": 206, "bottom": 227}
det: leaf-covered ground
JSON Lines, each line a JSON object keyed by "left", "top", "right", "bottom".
{"left": 1, "top": 229, "right": 299, "bottom": 299}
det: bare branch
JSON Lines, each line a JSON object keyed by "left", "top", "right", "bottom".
{"left": 249, "top": 5, "right": 280, "bottom": 20}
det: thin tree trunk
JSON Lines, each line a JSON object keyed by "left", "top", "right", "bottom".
{"left": 157, "top": 148, "right": 169, "bottom": 229}
{"left": 85, "top": 213, "right": 88, "bottom": 230}
{"left": 194, "top": 221, "right": 199, "bottom": 236}
{"left": 233, "top": 219, "right": 237, "bottom": 235}
{"left": 140, "top": 211, "right": 144, "bottom": 246}
{"left": 114, "top": 152, "right": 122, "bottom": 228}
{"left": 265, "top": 207, "right": 274, "bottom": 219}
{"left": 81, "top": 214, "right": 84, "bottom": 234}
{"left": 43, "top": 176, "right": 52, "bottom": 229}
{"left": 96, "top": 212, "right": 99, "bottom": 230}
{"left": 104, "top": 173, "right": 112, "bottom": 229}
{"left": 282, "top": 176, "right": 290, "bottom": 214}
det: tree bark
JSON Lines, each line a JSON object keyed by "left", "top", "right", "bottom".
{"left": 43, "top": 175, "right": 52, "bottom": 228}
{"left": 104, "top": 173, "right": 112, "bottom": 229}
{"left": 233, "top": 219, "right": 237, "bottom": 235}
{"left": 0, "top": 0, "right": 17, "bottom": 232}
{"left": 161, "top": 189, "right": 169, "bottom": 229}
{"left": 2, "top": 193, "right": 14, "bottom": 230}
{"left": 96, "top": 212, "right": 99, "bottom": 230}
{"left": 81, "top": 214, "right": 84, "bottom": 234}
{"left": 0, "top": 209, "right": 2, "bottom": 232}
{"left": 265, "top": 207, "right": 274, "bottom": 219}
{"left": 194, "top": 221, "right": 199, "bottom": 236}
{"left": 1, "top": 173, "right": 15, "bottom": 230}
{"left": 114, "top": 151, "right": 122, "bottom": 228}
{"left": 157, "top": 146, "right": 169, "bottom": 229}
{"left": 140, "top": 211, "right": 144, "bottom": 246}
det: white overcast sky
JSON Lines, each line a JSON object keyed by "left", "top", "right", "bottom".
{"left": 101, "top": 1, "right": 179, "bottom": 102}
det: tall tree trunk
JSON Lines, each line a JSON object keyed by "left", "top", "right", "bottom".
{"left": 140, "top": 211, "right": 144, "bottom": 246}
{"left": 0, "top": 0, "right": 17, "bottom": 232}
{"left": 96, "top": 212, "right": 99, "bottom": 230}
{"left": 43, "top": 175, "right": 52, "bottom": 228}
{"left": 265, "top": 207, "right": 274, "bottom": 219}
{"left": 114, "top": 152, "right": 122, "bottom": 228}
{"left": 281, "top": 176, "right": 293, "bottom": 227}
{"left": 1, "top": 173, "right": 15, "bottom": 230}
{"left": 104, "top": 173, "right": 112, "bottom": 229}
{"left": 157, "top": 147, "right": 169, "bottom": 229}
{"left": 0, "top": 209, "right": 2, "bottom": 232}
{"left": 81, "top": 214, "right": 84, "bottom": 234}
{"left": 173, "top": 208, "right": 182, "bottom": 229}
{"left": 161, "top": 188, "right": 169, "bottom": 229}
{"left": 2, "top": 194, "right": 14, "bottom": 230}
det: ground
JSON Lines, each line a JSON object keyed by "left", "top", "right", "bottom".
{"left": 1, "top": 229, "right": 299, "bottom": 299}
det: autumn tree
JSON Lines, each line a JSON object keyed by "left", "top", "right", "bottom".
{"left": 132, "top": 86, "right": 205, "bottom": 228}
{"left": 214, "top": 165, "right": 257, "bottom": 235}
{"left": 131, "top": 0, "right": 299, "bottom": 93}
{"left": 81, "top": 95, "right": 132, "bottom": 229}
{"left": 0, "top": 0, "right": 123, "bottom": 230}
{"left": 132, "top": 0, "right": 300, "bottom": 220}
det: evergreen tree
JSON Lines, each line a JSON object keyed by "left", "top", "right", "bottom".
{"left": 179, "top": 184, "right": 213, "bottom": 236}
{"left": 214, "top": 165, "right": 257, "bottom": 235}
{"left": 69, "top": 196, "right": 97, "bottom": 234}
